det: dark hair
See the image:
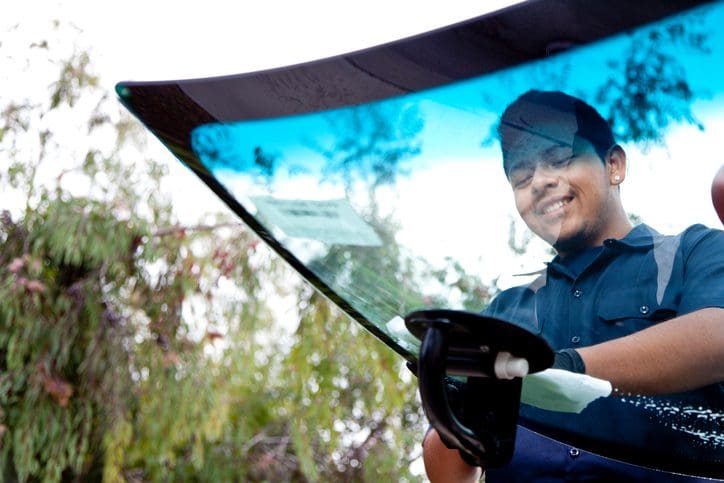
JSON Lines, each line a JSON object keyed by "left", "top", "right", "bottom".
{"left": 498, "top": 90, "right": 615, "bottom": 177}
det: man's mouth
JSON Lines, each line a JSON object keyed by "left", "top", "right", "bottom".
{"left": 538, "top": 196, "right": 573, "bottom": 215}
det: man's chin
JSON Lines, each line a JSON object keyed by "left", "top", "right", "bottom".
{"left": 552, "top": 232, "right": 591, "bottom": 255}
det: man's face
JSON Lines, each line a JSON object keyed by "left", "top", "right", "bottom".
{"left": 508, "top": 138, "right": 614, "bottom": 254}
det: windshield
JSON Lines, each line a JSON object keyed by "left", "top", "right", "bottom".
{"left": 118, "top": 1, "right": 724, "bottom": 477}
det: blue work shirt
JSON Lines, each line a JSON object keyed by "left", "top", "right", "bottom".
{"left": 484, "top": 223, "right": 724, "bottom": 480}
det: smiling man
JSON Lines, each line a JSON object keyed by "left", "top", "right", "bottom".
{"left": 501, "top": 93, "right": 631, "bottom": 256}
{"left": 423, "top": 90, "right": 724, "bottom": 482}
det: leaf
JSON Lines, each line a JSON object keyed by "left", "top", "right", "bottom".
{"left": 41, "top": 374, "right": 73, "bottom": 407}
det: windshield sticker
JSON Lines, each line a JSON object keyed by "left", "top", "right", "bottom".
{"left": 251, "top": 197, "right": 383, "bottom": 247}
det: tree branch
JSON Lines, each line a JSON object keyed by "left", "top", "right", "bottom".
{"left": 152, "top": 222, "right": 244, "bottom": 238}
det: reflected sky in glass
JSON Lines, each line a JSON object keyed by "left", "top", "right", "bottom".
{"left": 192, "top": 3, "right": 724, "bottom": 331}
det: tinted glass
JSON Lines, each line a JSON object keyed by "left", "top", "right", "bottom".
{"left": 119, "top": 1, "right": 724, "bottom": 477}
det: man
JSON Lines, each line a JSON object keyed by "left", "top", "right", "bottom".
{"left": 422, "top": 90, "right": 724, "bottom": 482}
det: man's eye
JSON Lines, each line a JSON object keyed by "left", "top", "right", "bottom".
{"left": 512, "top": 174, "right": 532, "bottom": 189}
{"left": 549, "top": 155, "right": 575, "bottom": 169}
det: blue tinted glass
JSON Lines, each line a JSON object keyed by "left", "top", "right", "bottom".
{"left": 187, "top": 2, "right": 724, "bottom": 472}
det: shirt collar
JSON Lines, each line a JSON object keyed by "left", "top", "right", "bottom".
{"left": 545, "top": 223, "right": 661, "bottom": 277}
{"left": 603, "top": 223, "right": 663, "bottom": 249}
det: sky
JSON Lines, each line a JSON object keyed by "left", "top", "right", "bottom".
{"left": 5, "top": 1, "right": 520, "bottom": 86}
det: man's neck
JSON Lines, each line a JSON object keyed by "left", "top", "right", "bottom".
{"left": 556, "top": 220, "right": 633, "bottom": 259}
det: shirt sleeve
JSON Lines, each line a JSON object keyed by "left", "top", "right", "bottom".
{"left": 482, "top": 282, "right": 542, "bottom": 334}
{"left": 678, "top": 224, "right": 724, "bottom": 314}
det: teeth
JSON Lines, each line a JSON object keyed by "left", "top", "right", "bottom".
{"left": 542, "top": 199, "right": 568, "bottom": 214}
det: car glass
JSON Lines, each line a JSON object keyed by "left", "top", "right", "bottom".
{"left": 118, "top": 1, "right": 724, "bottom": 476}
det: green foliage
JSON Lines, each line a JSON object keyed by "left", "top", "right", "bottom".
{"left": 50, "top": 51, "right": 98, "bottom": 109}
{"left": 0, "top": 184, "right": 142, "bottom": 479}
{"left": 1, "top": 24, "right": 427, "bottom": 482}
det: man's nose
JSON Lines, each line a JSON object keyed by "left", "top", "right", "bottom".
{"left": 530, "top": 165, "right": 559, "bottom": 193}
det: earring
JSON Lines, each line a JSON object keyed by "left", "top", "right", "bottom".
{"left": 613, "top": 175, "right": 621, "bottom": 182}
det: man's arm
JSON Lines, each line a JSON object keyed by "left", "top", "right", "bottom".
{"left": 577, "top": 307, "right": 724, "bottom": 394}
{"left": 422, "top": 429, "right": 483, "bottom": 483}
{"left": 419, "top": 309, "right": 724, "bottom": 481}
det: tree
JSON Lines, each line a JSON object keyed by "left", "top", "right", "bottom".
{"left": 594, "top": 13, "right": 710, "bottom": 148}
{"left": 1, "top": 21, "right": 425, "bottom": 482}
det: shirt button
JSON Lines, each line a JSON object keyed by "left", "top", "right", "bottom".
{"left": 571, "top": 336, "right": 581, "bottom": 344}
{"left": 569, "top": 448, "right": 580, "bottom": 458}
{"left": 572, "top": 289, "right": 583, "bottom": 298}
{"left": 639, "top": 305, "right": 650, "bottom": 315}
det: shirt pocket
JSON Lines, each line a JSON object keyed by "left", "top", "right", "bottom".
{"left": 596, "top": 288, "right": 678, "bottom": 338}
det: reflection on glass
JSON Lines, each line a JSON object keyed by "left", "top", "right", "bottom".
{"left": 190, "top": 2, "right": 724, "bottom": 472}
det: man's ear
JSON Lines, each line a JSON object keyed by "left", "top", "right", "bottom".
{"left": 607, "top": 145, "right": 626, "bottom": 185}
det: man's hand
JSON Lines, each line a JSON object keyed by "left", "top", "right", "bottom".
{"left": 422, "top": 429, "right": 483, "bottom": 483}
